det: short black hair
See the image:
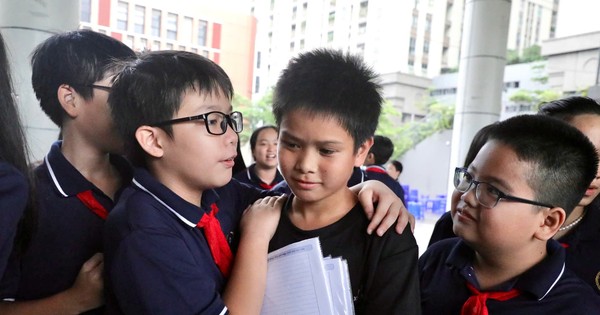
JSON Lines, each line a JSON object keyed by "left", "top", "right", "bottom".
{"left": 463, "top": 123, "right": 497, "bottom": 167}
{"left": 488, "top": 115, "right": 598, "bottom": 215}
{"left": 109, "top": 50, "right": 234, "bottom": 167}
{"left": 31, "top": 29, "right": 135, "bottom": 126}
{"left": 369, "top": 135, "right": 394, "bottom": 165}
{"left": 272, "top": 49, "right": 382, "bottom": 151}
{"left": 250, "top": 125, "right": 278, "bottom": 152}
{"left": 390, "top": 160, "right": 403, "bottom": 173}
{"left": 538, "top": 96, "right": 600, "bottom": 122}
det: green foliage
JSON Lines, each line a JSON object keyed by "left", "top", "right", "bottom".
{"left": 234, "top": 90, "right": 276, "bottom": 144}
{"left": 376, "top": 99, "right": 455, "bottom": 159}
{"left": 509, "top": 89, "right": 562, "bottom": 111}
{"left": 506, "top": 45, "right": 544, "bottom": 65}
{"left": 237, "top": 90, "right": 455, "bottom": 159}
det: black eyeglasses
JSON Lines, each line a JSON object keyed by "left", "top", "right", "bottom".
{"left": 150, "top": 111, "right": 243, "bottom": 135}
{"left": 87, "top": 84, "right": 112, "bottom": 92}
{"left": 453, "top": 167, "right": 554, "bottom": 209}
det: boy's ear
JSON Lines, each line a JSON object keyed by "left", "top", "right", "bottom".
{"left": 135, "top": 125, "right": 165, "bottom": 158}
{"left": 534, "top": 207, "right": 566, "bottom": 241}
{"left": 354, "top": 137, "right": 374, "bottom": 167}
{"left": 57, "top": 84, "right": 79, "bottom": 118}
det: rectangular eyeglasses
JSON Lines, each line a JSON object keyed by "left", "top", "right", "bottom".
{"left": 150, "top": 111, "right": 243, "bottom": 136}
{"left": 453, "top": 167, "right": 554, "bottom": 209}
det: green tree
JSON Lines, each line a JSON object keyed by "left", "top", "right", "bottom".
{"left": 377, "top": 99, "right": 455, "bottom": 158}
{"left": 234, "top": 90, "right": 276, "bottom": 144}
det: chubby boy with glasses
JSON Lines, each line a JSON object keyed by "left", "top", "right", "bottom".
{"left": 418, "top": 115, "right": 600, "bottom": 315}
{"left": 104, "top": 50, "right": 412, "bottom": 315}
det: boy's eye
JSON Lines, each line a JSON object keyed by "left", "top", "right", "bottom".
{"left": 319, "top": 148, "right": 335, "bottom": 155}
{"left": 281, "top": 140, "right": 299, "bottom": 149}
{"left": 207, "top": 118, "right": 221, "bottom": 126}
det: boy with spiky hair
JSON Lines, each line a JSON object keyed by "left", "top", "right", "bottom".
{"left": 268, "top": 49, "right": 421, "bottom": 314}
{"left": 419, "top": 115, "right": 600, "bottom": 314}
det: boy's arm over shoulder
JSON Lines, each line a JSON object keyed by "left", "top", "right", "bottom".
{"left": 360, "top": 223, "right": 421, "bottom": 314}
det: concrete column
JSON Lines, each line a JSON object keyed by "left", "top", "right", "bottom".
{"left": 0, "top": 0, "right": 79, "bottom": 161}
{"left": 446, "top": 0, "right": 511, "bottom": 200}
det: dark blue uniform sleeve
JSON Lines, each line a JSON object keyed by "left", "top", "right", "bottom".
{"left": 0, "top": 162, "right": 28, "bottom": 278}
{"left": 110, "top": 228, "right": 228, "bottom": 315}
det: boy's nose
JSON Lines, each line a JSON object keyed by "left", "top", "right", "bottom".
{"left": 294, "top": 150, "right": 317, "bottom": 173}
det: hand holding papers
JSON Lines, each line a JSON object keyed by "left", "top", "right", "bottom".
{"left": 260, "top": 237, "right": 354, "bottom": 315}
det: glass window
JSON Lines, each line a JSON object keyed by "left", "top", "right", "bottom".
{"left": 358, "top": 22, "right": 367, "bottom": 35}
{"left": 359, "top": 1, "right": 368, "bottom": 18}
{"left": 125, "top": 35, "right": 134, "bottom": 48}
{"left": 328, "top": 12, "right": 335, "bottom": 27}
{"left": 80, "top": 0, "right": 91, "bottom": 22}
{"left": 140, "top": 38, "right": 148, "bottom": 49}
{"left": 134, "top": 5, "right": 145, "bottom": 34}
{"left": 182, "top": 17, "right": 193, "bottom": 43}
{"left": 117, "top": 1, "right": 128, "bottom": 31}
{"left": 151, "top": 9, "right": 161, "bottom": 37}
{"left": 166, "top": 43, "right": 174, "bottom": 50}
{"left": 166, "top": 13, "right": 178, "bottom": 40}
{"left": 327, "top": 31, "right": 334, "bottom": 42}
{"left": 198, "top": 20, "right": 208, "bottom": 46}
{"left": 152, "top": 40, "right": 160, "bottom": 50}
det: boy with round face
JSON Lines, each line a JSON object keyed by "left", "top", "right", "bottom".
{"left": 234, "top": 125, "right": 283, "bottom": 189}
{"left": 268, "top": 49, "right": 420, "bottom": 314}
{"left": 419, "top": 115, "right": 600, "bottom": 314}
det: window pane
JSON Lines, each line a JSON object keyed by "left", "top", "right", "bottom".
{"left": 182, "top": 17, "right": 193, "bottom": 43}
{"left": 134, "top": 5, "right": 145, "bottom": 34}
{"left": 80, "top": 0, "right": 91, "bottom": 22}
{"left": 117, "top": 1, "right": 128, "bottom": 31}
{"left": 197, "top": 20, "right": 208, "bottom": 46}
{"left": 166, "top": 13, "right": 178, "bottom": 40}
{"left": 151, "top": 9, "right": 161, "bottom": 37}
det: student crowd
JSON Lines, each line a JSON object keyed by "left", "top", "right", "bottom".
{"left": 0, "top": 29, "right": 599, "bottom": 315}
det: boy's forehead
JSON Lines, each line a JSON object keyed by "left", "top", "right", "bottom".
{"left": 470, "top": 141, "right": 533, "bottom": 187}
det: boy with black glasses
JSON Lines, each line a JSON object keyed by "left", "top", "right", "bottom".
{"left": 419, "top": 115, "right": 600, "bottom": 314}
{"left": 104, "top": 50, "right": 411, "bottom": 315}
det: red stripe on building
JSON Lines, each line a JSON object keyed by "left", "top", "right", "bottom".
{"left": 98, "top": 0, "right": 111, "bottom": 27}
{"left": 111, "top": 32, "right": 122, "bottom": 41}
{"left": 212, "top": 23, "right": 221, "bottom": 49}
{"left": 213, "top": 52, "right": 220, "bottom": 64}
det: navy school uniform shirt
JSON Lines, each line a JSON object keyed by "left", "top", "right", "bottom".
{"left": 419, "top": 238, "right": 600, "bottom": 315}
{"left": 0, "top": 162, "right": 28, "bottom": 278}
{"left": 268, "top": 195, "right": 421, "bottom": 314}
{"left": 104, "top": 168, "right": 270, "bottom": 315}
{"left": 0, "top": 141, "right": 132, "bottom": 315}
{"left": 364, "top": 165, "right": 406, "bottom": 205}
{"left": 560, "top": 197, "right": 600, "bottom": 295}
{"left": 233, "top": 163, "right": 284, "bottom": 190}
{"left": 429, "top": 199, "right": 600, "bottom": 296}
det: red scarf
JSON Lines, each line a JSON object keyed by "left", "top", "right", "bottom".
{"left": 76, "top": 190, "right": 109, "bottom": 220}
{"left": 196, "top": 203, "right": 233, "bottom": 278}
{"left": 461, "top": 282, "right": 521, "bottom": 315}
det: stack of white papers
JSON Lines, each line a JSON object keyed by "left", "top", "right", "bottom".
{"left": 260, "top": 237, "right": 354, "bottom": 315}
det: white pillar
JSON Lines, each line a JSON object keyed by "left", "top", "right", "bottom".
{"left": 446, "top": 0, "right": 511, "bottom": 200}
{"left": 0, "top": 0, "right": 79, "bottom": 162}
